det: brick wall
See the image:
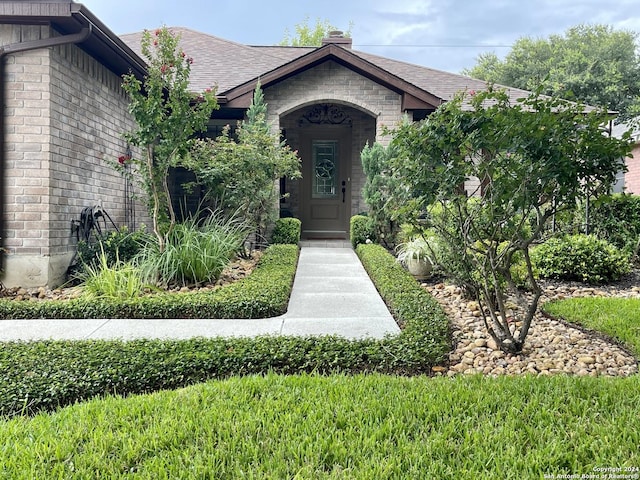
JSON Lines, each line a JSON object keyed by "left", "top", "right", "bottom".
{"left": 2, "top": 24, "right": 147, "bottom": 287}
{"left": 625, "top": 143, "right": 640, "bottom": 194}
{"left": 266, "top": 61, "right": 403, "bottom": 146}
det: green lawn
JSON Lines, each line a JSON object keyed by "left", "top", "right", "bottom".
{"left": 543, "top": 297, "right": 640, "bottom": 356}
{"left": 2, "top": 260, "right": 639, "bottom": 478}
{"left": 1, "top": 374, "right": 638, "bottom": 479}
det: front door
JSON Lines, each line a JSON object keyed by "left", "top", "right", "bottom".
{"left": 300, "top": 129, "right": 351, "bottom": 239}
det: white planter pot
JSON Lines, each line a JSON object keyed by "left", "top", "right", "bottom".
{"left": 405, "top": 257, "right": 432, "bottom": 279}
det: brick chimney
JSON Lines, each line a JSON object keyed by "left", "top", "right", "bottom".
{"left": 321, "top": 31, "right": 352, "bottom": 49}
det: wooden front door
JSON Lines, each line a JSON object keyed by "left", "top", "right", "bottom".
{"left": 300, "top": 129, "right": 351, "bottom": 239}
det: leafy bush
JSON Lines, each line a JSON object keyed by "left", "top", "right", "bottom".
{"left": 270, "top": 218, "right": 301, "bottom": 245}
{"left": 531, "top": 234, "right": 630, "bottom": 284}
{"left": 582, "top": 193, "right": 640, "bottom": 255}
{"left": 0, "top": 245, "right": 299, "bottom": 320}
{"left": 350, "top": 215, "right": 375, "bottom": 248}
{"left": 136, "top": 212, "right": 249, "bottom": 287}
{"left": 76, "top": 227, "right": 150, "bottom": 269}
{"left": 0, "top": 244, "right": 450, "bottom": 416}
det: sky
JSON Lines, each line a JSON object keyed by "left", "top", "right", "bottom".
{"left": 79, "top": 0, "right": 640, "bottom": 74}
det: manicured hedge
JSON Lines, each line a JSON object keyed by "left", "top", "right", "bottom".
{"left": 531, "top": 234, "right": 630, "bottom": 284}
{"left": 270, "top": 218, "right": 301, "bottom": 245}
{"left": 0, "top": 244, "right": 299, "bottom": 320}
{"left": 350, "top": 215, "right": 375, "bottom": 247}
{"left": 0, "top": 244, "right": 451, "bottom": 416}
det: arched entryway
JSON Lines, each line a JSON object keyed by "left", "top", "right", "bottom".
{"left": 280, "top": 102, "right": 376, "bottom": 239}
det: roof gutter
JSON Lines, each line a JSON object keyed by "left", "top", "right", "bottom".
{"left": 71, "top": 5, "right": 147, "bottom": 79}
{"left": 0, "top": 26, "right": 91, "bottom": 269}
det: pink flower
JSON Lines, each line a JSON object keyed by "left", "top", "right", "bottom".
{"left": 469, "top": 90, "right": 476, "bottom": 96}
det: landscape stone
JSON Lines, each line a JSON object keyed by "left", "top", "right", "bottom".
{"left": 424, "top": 277, "right": 639, "bottom": 378}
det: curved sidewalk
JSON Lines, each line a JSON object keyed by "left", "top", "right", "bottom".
{"left": 0, "top": 243, "right": 401, "bottom": 342}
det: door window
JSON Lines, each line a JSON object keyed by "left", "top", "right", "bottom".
{"left": 312, "top": 141, "right": 338, "bottom": 198}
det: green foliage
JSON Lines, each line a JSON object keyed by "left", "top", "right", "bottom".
{"left": 531, "top": 234, "right": 630, "bottom": 284}
{"left": 349, "top": 215, "right": 375, "bottom": 247}
{"left": 184, "top": 83, "right": 301, "bottom": 240}
{"left": 0, "top": 245, "right": 450, "bottom": 417}
{"left": 136, "top": 211, "right": 249, "bottom": 287}
{"left": 463, "top": 24, "right": 640, "bottom": 121}
{"left": 2, "top": 375, "right": 640, "bottom": 477}
{"left": 388, "top": 87, "right": 632, "bottom": 353}
{"left": 582, "top": 194, "right": 640, "bottom": 255}
{"left": 121, "top": 27, "right": 218, "bottom": 249}
{"left": 77, "top": 250, "right": 146, "bottom": 300}
{"left": 76, "top": 227, "right": 149, "bottom": 269}
{"left": 356, "top": 244, "right": 451, "bottom": 363}
{"left": 395, "top": 236, "right": 436, "bottom": 264}
{"left": 0, "top": 245, "right": 299, "bottom": 320}
{"left": 280, "top": 16, "right": 353, "bottom": 46}
{"left": 544, "top": 297, "right": 640, "bottom": 356}
{"left": 360, "top": 142, "right": 402, "bottom": 247}
{"left": 270, "top": 218, "right": 301, "bottom": 245}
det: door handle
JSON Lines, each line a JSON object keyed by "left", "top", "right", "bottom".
{"left": 341, "top": 181, "right": 346, "bottom": 203}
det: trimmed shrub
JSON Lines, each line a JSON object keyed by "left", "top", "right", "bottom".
{"left": 0, "top": 245, "right": 299, "bottom": 320}
{"left": 531, "top": 234, "right": 630, "bottom": 284}
{"left": 356, "top": 244, "right": 451, "bottom": 368}
{"left": 0, "top": 244, "right": 450, "bottom": 416}
{"left": 350, "top": 215, "right": 375, "bottom": 248}
{"left": 270, "top": 218, "right": 301, "bottom": 245}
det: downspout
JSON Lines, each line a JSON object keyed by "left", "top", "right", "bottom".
{"left": 0, "top": 26, "right": 91, "bottom": 270}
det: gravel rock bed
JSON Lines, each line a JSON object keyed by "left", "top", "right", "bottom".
{"left": 424, "top": 276, "right": 639, "bottom": 378}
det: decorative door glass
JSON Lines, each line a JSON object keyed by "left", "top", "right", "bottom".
{"left": 312, "top": 141, "right": 338, "bottom": 198}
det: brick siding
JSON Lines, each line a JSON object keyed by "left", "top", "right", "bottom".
{"left": 2, "top": 24, "right": 147, "bottom": 286}
{"left": 625, "top": 143, "right": 640, "bottom": 194}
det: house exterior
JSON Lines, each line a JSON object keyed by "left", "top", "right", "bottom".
{"left": 0, "top": 0, "right": 532, "bottom": 287}
{"left": 612, "top": 120, "right": 640, "bottom": 193}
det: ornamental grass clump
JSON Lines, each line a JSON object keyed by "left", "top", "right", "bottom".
{"left": 77, "top": 249, "right": 146, "bottom": 300}
{"left": 137, "top": 211, "right": 249, "bottom": 287}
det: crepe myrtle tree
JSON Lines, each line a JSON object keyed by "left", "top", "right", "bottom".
{"left": 388, "top": 86, "right": 633, "bottom": 354}
{"left": 121, "top": 26, "right": 218, "bottom": 251}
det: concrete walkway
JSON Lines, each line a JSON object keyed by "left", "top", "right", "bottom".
{"left": 0, "top": 242, "right": 401, "bottom": 342}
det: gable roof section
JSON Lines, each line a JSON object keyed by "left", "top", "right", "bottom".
{"left": 351, "top": 50, "right": 533, "bottom": 106}
{"left": 119, "top": 28, "right": 313, "bottom": 95}
{"left": 118, "top": 27, "right": 533, "bottom": 112}
{"left": 221, "top": 43, "right": 444, "bottom": 109}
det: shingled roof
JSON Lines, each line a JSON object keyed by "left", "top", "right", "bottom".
{"left": 119, "top": 28, "right": 315, "bottom": 95}
{"left": 119, "top": 27, "right": 534, "bottom": 109}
